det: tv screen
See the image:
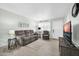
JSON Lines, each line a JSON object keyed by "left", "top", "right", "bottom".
{"left": 63, "top": 21, "right": 72, "bottom": 43}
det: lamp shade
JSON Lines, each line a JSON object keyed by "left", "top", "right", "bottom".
{"left": 9, "top": 30, "right": 15, "bottom": 35}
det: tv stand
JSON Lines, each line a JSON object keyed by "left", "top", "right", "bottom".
{"left": 59, "top": 37, "right": 79, "bottom": 56}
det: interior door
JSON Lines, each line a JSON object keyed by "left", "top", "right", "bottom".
{"left": 52, "top": 20, "right": 63, "bottom": 39}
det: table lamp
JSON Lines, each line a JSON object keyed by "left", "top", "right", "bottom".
{"left": 8, "top": 30, "right": 15, "bottom": 38}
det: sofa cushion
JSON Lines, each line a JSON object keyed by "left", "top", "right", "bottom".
{"left": 15, "top": 30, "right": 25, "bottom": 36}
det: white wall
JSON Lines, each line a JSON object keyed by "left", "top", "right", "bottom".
{"left": 0, "top": 8, "right": 35, "bottom": 47}
{"left": 29, "top": 20, "right": 37, "bottom": 32}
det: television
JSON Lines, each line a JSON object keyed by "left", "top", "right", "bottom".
{"left": 63, "top": 21, "right": 72, "bottom": 44}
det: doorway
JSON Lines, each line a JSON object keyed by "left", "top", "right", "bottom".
{"left": 51, "top": 20, "right": 63, "bottom": 39}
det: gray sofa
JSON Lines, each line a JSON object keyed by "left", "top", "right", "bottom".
{"left": 15, "top": 30, "right": 38, "bottom": 46}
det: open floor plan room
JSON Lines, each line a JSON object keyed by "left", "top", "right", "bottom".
{"left": 0, "top": 3, "right": 79, "bottom": 56}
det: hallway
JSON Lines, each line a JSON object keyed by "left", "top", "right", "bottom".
{"left": 1, "top": 39, "right": 59, "bottom": 56}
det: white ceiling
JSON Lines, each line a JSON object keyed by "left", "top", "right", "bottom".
{"left": 0, "top": 3, "right": 73, "bottom": 21}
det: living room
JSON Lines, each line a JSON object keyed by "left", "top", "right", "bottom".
{"left": 0, "top": 3, "right": 79, "bottom": 56}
